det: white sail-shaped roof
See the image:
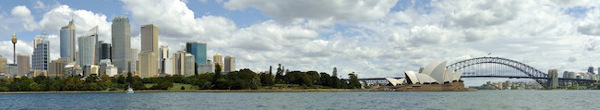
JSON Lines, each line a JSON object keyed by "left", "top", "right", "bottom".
{"left": 385, "top": 78, "right": 405, "bottom": 86}
{"left": 416, "top": 74, "right": 437, "bottom": 83}
{"left": 444, "top": 70, "right": 453, "bottom": 82}
{"left": 452, "top": 71, "right": 463, "bottom": 81}
{"left": 421, "top": 61, "right": 441, "bottom": 75}
{"left": 405, "top": 71, "right": 419, "bottom": 84}
{"left": 429, "top": 61, "right": 447, "bottom": 84}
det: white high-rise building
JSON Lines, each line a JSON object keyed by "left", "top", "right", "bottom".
{"left": 78, "top": 27, "right": 98, "bottom": 66}
{"left": 111, "top": 16, "right": 131, "bottom": 74}
{"left": 173, "top": 51, "right": 186, "bottom": 76}
{"left": 164, "top": 57, "right": 173, "bottom": 75}
{"left": 32, "top": 37, "right": 50, "bottom": 70}
{"left": 130, "top": 48, "right": 138, "bottom": 74}
{"left": 184, "top": 53, "right": 195, "bottom": 77}
{"left": 159, "top": 45, "right": 169, "bottom": 74}
{"left": 224, "top": 56, "right": 235, "bottom": 72}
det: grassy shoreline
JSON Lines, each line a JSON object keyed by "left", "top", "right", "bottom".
{"left": 0, "top": 89, "right": 372, "bottom": 94}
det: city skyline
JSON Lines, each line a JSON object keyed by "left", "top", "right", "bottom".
{"left": 2, "top": 0, "right": 600, "bottom": 83}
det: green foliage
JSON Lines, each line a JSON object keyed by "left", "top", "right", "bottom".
{"left": 260, "top": 73, "right": 274, "bottom": 86}
{"left": 348, "top": 74, "right": 361, "bottom": 89}
{"left": 318, "top": 73, "right": 331, "bottom": 86}
{"left": 226, "top": 69, "right": 261, "bottom": 90}
{"left": 0, "top": 67, "right": 357, "bottom": 92}
{"left": 284, "top": 71, "right": 313, "bottom": 86}
{"left": 150, "top": 80, "right": 174, "bottom": 90}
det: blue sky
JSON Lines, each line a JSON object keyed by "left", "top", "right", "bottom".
{"left": 1, "top": 0, "right": 600, "bottom": 86}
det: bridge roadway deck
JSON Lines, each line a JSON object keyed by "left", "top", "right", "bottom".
{"left": 355, "top": 76, "right": 597, "bottom": 82}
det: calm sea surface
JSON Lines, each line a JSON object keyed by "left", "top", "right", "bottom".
{"left": 1, "top": 90, "right": 599, "bottom": 110}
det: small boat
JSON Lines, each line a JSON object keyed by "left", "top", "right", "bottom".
{"left": 127, "top": 85, "right": 134, "bottom": 93}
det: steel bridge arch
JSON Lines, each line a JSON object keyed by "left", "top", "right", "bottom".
{"left": 445, "top": 57, "right": 548, "bottom": 87}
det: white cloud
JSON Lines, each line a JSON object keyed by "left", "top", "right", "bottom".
{"left": 11, "top": 6, "right": 38, "bottom": 31}
{"left": 224, "top": 0, "right": 398, "bottom": 23}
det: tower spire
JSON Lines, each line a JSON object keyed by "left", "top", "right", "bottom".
{"left": 11, "top": 33, "right": 17, "bottom": 63}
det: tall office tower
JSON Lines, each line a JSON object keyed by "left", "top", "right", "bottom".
{"left": 32, "top": 37, "right": 50, "bottom": 70}
{"left": 159, "top": 45, "right": 169, "bottom": 74}
{"left": 60, "top": 20, "right": 76, "bottom": 62}
{"left": 213, "top": 53, "right": 223, "bottom": 71}
{"left": 184, "top": 53, "right": 195, "bottom": 77}
{"left": 0, "top": 56, "right": 6, "bottom": 73}
{"left": 17, "top": 54, "right": 30, "bottom": 76}
{"left": 224, "top": 56, "right": 235, "bottom": 72}
{"left": 78, "top": 27, "right": 98, "bottom": 66}
{"left": 173, "top": 51, "right": 187, "bottom": 76}
{"left": 138, "top": 24, "right": 158, "bottom": 78}
{"left": 111, "top": 16, "right": 131, "bottom": 74}
{"left": 164, "top": 57, "right": 173, "bottom": 75}
{"left": 100, "top": 42, "right": 112, "bottom": 60}
{"left": 130, "top": 48, "right": 138, "bottom": 74}
{"left": 588, "top": 66, "right": 594, "bottom": 74}
{"left": 185, "top": 42, "right": 207, "bottom": 74}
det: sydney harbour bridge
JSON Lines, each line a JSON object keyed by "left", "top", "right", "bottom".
{"left": 357, "top": 57, "right": 597, "bottom": 88}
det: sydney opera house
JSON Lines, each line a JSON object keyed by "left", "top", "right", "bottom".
{"left": 394, "top": 61, "right": 470, "bottom": 91}
{"left": 404, "top": 61, "right": 463, "bottom": 84}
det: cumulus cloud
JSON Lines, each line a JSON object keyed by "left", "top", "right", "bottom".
{"left": 11, "top": 6, "right": 38, "bottom": 31}
{"left": 224, "top": 0, "right": 398, "bottom": 23}
{"left": 38, "top": 5, "right": 112, "bottom": 42}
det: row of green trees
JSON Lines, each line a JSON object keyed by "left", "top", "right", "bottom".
{"left": 0, "top": 64, "right": 361, "bottom": 91}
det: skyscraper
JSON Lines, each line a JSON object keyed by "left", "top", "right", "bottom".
{"left": 173, "top": 50, "right": 187, "bottom": 76}
{"left": 130, "top": 48, "right": 138, "bottom": 74}
{"left": 32, "top": 37, "right": 50, "bottom": 70}
{"left": 224, "top": 56, "right": 235, "bottom": 72}
{"left": 159, "top": 45, "right": 169, "bottom": 74}
{"left": 60, "top": 20, "right": 76, "bottom": 62}
{"left": 17, "top": 54, "right": 30, "bottom": 76}
{"left": 185, "top": 42, "right": 207, "bottom": 74}
{"left": 78, "top": 27, "right": 98, "bottom": 66}
{"left": 138, "top": 24, "right": 158, "bottom": 78}
{"left": 111, "top": 16, "right": 131, "bottom": 74}
{"left": 100, "top": 42, "right": 112, "bottom": 60}
{"left": 184, "top": 53, "right": 195, "bottom": 76}
{"left": 213, "top": 53, "right": 223, "bottom": 71}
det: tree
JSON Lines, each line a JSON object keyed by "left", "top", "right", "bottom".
{"left": 260, "top": 73, "right": 274, "bottom": 86}
{"left": 28, "top": 82, "right": 40, "bottom": 91}
{"left": 126, "top": 72, "right": 133, "bottom": 84}
{"left": 348, "top": 73, "right": 361, "bottom": 89}
{"left": 275, "top": 64, "right": 285, "bottom": 84}
{"left": 331, "top": 76, "right": 341, "bottom": 89}
{"left": 150, "top": 80, "right": 174, "bottom": 90}
{"left": 213, "top": 63, "right": 222, "bottom": 82}
{"left": 306, "top": 71, "right": 320, "bottom": 85}
{"left": 318, "top": 73, "right": 331, "bottom": 87}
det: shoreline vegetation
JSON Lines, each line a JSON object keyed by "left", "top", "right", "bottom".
{"left": 0, "top": 65, "right": 365, "bottom": 92}
{"left": 0, "top": 89, "right": 371, "bottom": 94}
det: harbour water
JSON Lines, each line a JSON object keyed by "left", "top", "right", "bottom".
{"left": 1, "top": 90, "right": 599, "bottom": 109}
